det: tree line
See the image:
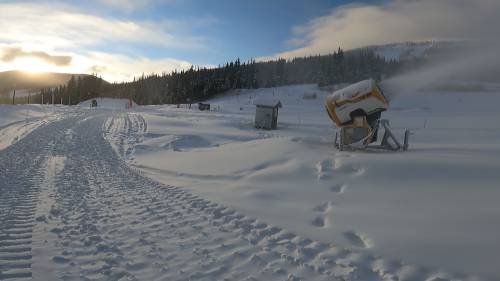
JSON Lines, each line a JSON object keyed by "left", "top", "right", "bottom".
{"left": 38, "top": 74, "right": 104, "bottom": 105}
{"left": 40, "top": 48, "right": 403, "bottom": 105}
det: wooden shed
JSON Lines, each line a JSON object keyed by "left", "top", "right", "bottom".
{"left": 253, "top": 98, "right": 282, "bottom": 130}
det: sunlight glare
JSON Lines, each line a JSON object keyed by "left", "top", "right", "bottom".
{"left": 10, "top": 57, "right": 59, "bottom": 74}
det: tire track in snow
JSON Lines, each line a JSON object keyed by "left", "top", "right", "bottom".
{"left": 102, "top": 112, "right": 146, "bottom": 160}
{"left": 0, "top": 116, "right": 77, "bottom": 280}
{"left": 1, "top": 111, "right": 467, "bottom": 281}
{"left": 41, "top": 114, "right": 336, "bottom": 280}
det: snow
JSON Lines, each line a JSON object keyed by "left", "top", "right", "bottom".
{"left": 329, "top": 78, "right": 377, "bottom": 101}
{"left": 0, "top": 104, "right": 56, "bottom": 150}
{"left": 1, "top": 84, "right": 500, "bottom": 280}
{"left": 0, "top": 104, "right": 46, "bottom": 127}
{"left": 253, "top": 98, "right": 282, "bottom": 107}
{"left": 128, "top": 84, "right": 500, "bottom": 280}
{"left": 373, "top": 42, "right": 435, "bottom": 61}
{"left": 1, "top": 109, "right": 364, "bottom": 281}
{"left": 78, "top": 97, "right": 136, "bottom": 109}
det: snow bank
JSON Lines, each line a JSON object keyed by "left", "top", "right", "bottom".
{"left": 0, "top": 104, "right": 47, "bottom": 126}
{"left": 0, "top": 104, "right": 55, "bottom": 150}
{"left": 79, "top": 97, "right": 136, "bottom": 109}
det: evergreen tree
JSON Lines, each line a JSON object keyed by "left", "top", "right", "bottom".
{"left": 46, "top": 48, "right": 404, "bottom": 106}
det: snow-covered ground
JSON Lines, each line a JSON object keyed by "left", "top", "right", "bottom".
{"left": 1, "top": 84, "right": 499, "bottom": 280}
{"left": 0, "top": 98, "right": 135, "bottom": 150}
{"left": 373, "top": 42, "right": 435, "bottom": 61}
{"left": 79, "top": 97, "right": 136, "bottom": 109}
{"left": 128, "top": 84, "right": 500, "bottom": 280}
{"left": 0, "top": 104, "right": 60, "bottom": 150}
{"left": 1, "top": 107, "right": 366, "bottom": 281}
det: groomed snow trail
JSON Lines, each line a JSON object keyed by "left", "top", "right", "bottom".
{"left": 0, "top": 111, "right": 459, "bottom": 281}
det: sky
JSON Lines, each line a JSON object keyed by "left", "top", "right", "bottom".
{"left": 0, "top": 0, "right": 497, "bottom": 82}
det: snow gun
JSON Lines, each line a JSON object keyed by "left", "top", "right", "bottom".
{"left": 324, "top": 79, "right": 409, "bottom": 151}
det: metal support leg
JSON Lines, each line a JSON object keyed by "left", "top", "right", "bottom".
{"left": 403, "top": 129, "right": 410, "bottom": 151}
{"left": 380, "top": 120, "right": 402, "bottom": 151}
{"left": 334, "top": 131, "right": 339, "bottom": 149}
{"left": 339, "top": 128, "right": 345, "bottom": 151}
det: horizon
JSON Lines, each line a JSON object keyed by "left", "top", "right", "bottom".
{"left": 0, "top": 0, "right": 497, "bottom": 83}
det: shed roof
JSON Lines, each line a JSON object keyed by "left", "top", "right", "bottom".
{"left": 253, "top": 98, "right": 282, "bottom": 108}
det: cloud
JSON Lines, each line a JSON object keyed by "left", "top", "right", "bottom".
{"left": 1, "top": 47, "right": 72, "bottom": 66}
{"left": 0, "top": 41, "right": 196, "bottom": 83}
{"left": 82, "top": 52, "right": 195, "bottom": 82}
{"left": 0, "top": 2, "right": 210, "bottom": 82}
{"left": 95, "top": 0, "right": 153, "bottom": 12}
{"left": 94, "top": 0, "right": 176, "bottom": 12}
{"left": 0, "top": 47, "right": 195, "bottom": 82}
{"left": 271, "top": 0, "right": 500, "bottom": 59}
{"left": 0, "top": 2, "right": 204, "bottom": 50}
{"left": 89, "top": 65, "right": 107, "bottom": 73}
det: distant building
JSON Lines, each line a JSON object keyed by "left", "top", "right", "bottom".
{"left": 253, "top": 98, "right": 282, "bottom": 130}
{"left": 198, "top": 103, "right": 210, "bottom": 111}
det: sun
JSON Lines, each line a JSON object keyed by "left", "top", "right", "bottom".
{"left": 10, "top": 57, "right": 59, "bottom": 74}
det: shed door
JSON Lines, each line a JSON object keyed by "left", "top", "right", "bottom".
{"left": 255, "top": 107, "right": 272, "bottom": 129}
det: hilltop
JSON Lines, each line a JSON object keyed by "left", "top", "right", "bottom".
{"left": 0, "top": 70, "right": 89, "bottom": 96}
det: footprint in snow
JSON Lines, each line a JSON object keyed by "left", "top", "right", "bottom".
{"left": 344, "top": 231, "right": 372, "bottom": 248}
{"left": 316, "top": 159, "right": 334, "bottom": 181}
{"left": 317, "top": 158, "right": 365, "bottom": 181}
{"left": 313, "top": 201, "right": 335, "bottom": 212}
{"left": 312, "top": 216, "right": 326, "bottom": 227}
{"left": 311, "top": 201, "right": 335, "bottom": 228}
{"left": 329, "top": 183, "right": 347, "bottom": 193}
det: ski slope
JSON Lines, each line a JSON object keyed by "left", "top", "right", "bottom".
{"left": 0, "top": 83, "right": 499, "bottom": 280}
{"left": 0, "top": 110, "right": 380, "bottom": 281}
{"left": 132, "top": 84, "right": 500, "bottom": 280}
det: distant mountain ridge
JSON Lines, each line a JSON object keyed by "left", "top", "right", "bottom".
{"left": 364, "top": 41, "right": 464, "bottom": 61}
{"left": 0, "top": 71, "right": 90, "bottom": 96}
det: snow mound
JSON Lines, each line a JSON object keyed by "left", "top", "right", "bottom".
{"left": 79, "top": 97, "right": 136, "bottom": 109}
{"left": 0, "top": 104, "right": 57, "bottom": 150}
